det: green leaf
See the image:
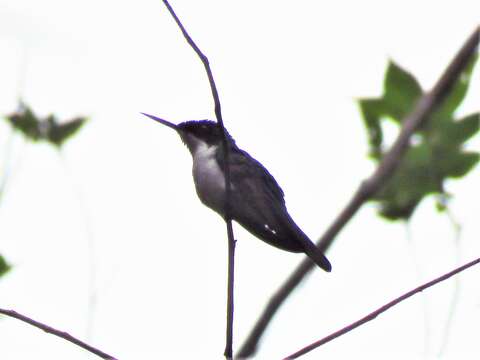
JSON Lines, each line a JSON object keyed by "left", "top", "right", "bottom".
{"left": 439, "top": 151, "right": 479, "bottom": 178}
{"left": 426, "top": 112, "right": 479, "bottom": 150}
{"left": 6, "top": 105, "right": 42, "bottom": 141}
{"left": 375, "top": 144, "right": 442, "bottom": 220}
{"left": 383, "top": 61, "right": 423, "bottom": 121}
{"left": 377, "top": 198, "right": 420, "bottom": 220}
{"left": 359, "top": 57, "right": 479, "bottom": 221}
{"left": 4, "top": 102, "right": 87, "bottom": 147}
{"left": 0, "top": 255, "right": 11, "bottom": 278}
{"left": 449, "top": 113, "right": 479, "bottom": 145}
{"left": 48, "top": 117, "right": 87, "bottom": 147}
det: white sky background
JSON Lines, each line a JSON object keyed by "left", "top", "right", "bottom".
{"left": 0, "top": 0, "right": 479, "bottom": 359}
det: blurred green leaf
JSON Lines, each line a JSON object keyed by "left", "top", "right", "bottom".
{"left": 438, "top": 151, "right": 479, "bottom": 178}
{"left": 4, "top": 103, "right": 87, "bottom": 148}
{"left": 375, "top": 144, "right": 442, "bottom": 220}
{"left": 6, "top": 105, "right": 42, "bottom": 141}
{"left": 0, "top": 255, "right": 11, "bottom": 278}
{"left": 48, "top": 117, "right": 87, "bottom": 147}
{"left": 383, "top": 61, "right": 423, "bottom": 121}
{"left": 358, "top": 57, "right": 478, "bottom": 220}
{"left": 444, "top": 113, "right": 479, "bottom": 145}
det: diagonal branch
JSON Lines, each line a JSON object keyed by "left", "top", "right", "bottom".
{"left": 160, "top": 1, "right": 236, "bottom": 358}
{"left": 238, "top": 26, "right": 480, "bottom": 358}
{"left": 0, "top": 308, "right": 117, "bottom": 359}
{"left": 284, "top": 256, "right": 480, "bottom": 359}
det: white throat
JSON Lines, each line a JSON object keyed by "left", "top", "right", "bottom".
{"left": 191, "top": 142, "right": 226, "bottom": 213}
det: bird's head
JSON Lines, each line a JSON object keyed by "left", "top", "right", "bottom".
{"left": 141, "top": 113, "right": 235, "bottom": 154}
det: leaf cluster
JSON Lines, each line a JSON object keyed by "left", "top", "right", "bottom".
{"left": 5, "top": 103, "right": 87, "bottom": 148}
{"left": 359, "top": 57, "right": 479, "bottom": 220}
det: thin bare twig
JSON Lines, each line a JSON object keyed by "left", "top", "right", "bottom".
{"left": 238, "top": 26, "right": 480, "bottom": 358}
{"left": 284, "top": 256, "right": 480, "bottom": 359}
{"left": 160, "top": 1, "right": 236, "bottom": 358}
{"left": 0, "top": 308, "right": 117, "bottom": 359}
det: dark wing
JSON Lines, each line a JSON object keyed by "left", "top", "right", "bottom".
{"left": 230, "top": 148, "right": 285, "bottom": 204}
{"left": 215, "top": 147, "right": 286, "bottom": 209}
{"left": 216, "top": 147, "right": 332, "bottom": 272}
{"left": 216, "top": 147, "right": 303, "bottom": 252}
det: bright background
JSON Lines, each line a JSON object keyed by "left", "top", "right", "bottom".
{"left": 0, "top": 1, "right": 479, "bottom": 359}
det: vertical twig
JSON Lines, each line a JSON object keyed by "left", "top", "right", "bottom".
{"left": 238, "top": 26, "right": 479, "bottom": 358}
{"left": 160, "top": 1, "right": 236, "bottom": 358}
{"left": 225, "top": 222, "right": 236, "bottom": 358}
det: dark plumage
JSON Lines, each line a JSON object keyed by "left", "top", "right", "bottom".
{"left": 143, "top": 113, "right": 331, "bottom": 272}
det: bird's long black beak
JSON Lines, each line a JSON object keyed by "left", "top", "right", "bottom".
{"left": 141, "top": 112, "right": 179, "bottom": 132}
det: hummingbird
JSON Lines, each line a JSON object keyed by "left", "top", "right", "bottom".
{"left": 142, "top": 113, "right": 332, "bottom": 272}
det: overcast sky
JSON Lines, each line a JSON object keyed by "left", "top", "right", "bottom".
{"left": 0, "top": 1, "right": 479, "bottom": 359}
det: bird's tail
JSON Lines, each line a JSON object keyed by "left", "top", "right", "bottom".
{"left": 278, "top": 212, "right": 332, "bottom": 272}
{"left": 300, "top": 238, "right": 332, "bottom": 272}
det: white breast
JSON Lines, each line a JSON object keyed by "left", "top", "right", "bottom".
{"left": 192, "top": 143, "right": 226, "bottom": 213}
